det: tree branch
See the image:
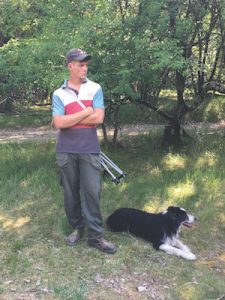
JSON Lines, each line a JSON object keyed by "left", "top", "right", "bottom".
{"left": 134, "top": 98, "right": 172, "bottom": 121}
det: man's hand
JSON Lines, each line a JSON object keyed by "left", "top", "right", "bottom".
{"left": 85, "top": 106, "right": 94, "bottom": 113}
{"left": 53, "top": 106, "right": 94, "bottom": 129}
{"left": 79, "top": 108, "right": 105, "bottom": 125}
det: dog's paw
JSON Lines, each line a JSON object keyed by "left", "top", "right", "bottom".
{"left": 181, "top": 245, "right": 191, "bottom": 254}
{"left": 185, "top": 253, "right": 196, "bottom": 260}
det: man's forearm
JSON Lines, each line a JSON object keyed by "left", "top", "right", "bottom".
{"left": 79, "top": 108, "right": 105, "bottom": 125}
{"left": 53, "top": 107, "right": 94, "bottom": 129}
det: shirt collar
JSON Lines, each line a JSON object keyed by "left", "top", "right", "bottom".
{"left": 61, "top": 78, "right": 88, "bottom": 89}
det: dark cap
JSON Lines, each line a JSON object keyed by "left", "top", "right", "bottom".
{"left": 66, "top": 48, "right": 92, "bottom": 63}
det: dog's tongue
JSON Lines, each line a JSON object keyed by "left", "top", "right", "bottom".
{"left": 182, "top": 222, "right": 192, "bottom": 228}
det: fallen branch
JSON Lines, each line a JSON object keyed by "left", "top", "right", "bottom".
{"left": 215, "top": 294, "right": 225, "bottom": 300}
{"left": 0, "top": 98, "right": 7, "bottom": 105}
{"left": 32, "top": 102, "right": 51, "bottom": 107}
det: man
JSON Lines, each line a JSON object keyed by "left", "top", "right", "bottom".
{"left": 52, "top": 48, "right": 116, "bottom": 254}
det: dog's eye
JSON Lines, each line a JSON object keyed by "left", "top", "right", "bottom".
{"left": 175, "top": 211, "right": 187, "bottom": 218}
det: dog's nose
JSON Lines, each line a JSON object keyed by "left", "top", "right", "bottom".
{"left": 194, "top": 217, "right": 197, "bottom": 221}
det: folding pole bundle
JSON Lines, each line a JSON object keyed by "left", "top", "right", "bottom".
{"left": 71, "top": 96, "right": 126, "bottom": 184}
{"left": 99, "top": 151, "right": 127, "bottom": 185}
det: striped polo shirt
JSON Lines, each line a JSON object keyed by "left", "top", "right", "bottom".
{"left": 52, "top": 79, "right": 104, "bottom": 153}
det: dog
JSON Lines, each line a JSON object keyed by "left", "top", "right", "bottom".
{"left": 106, "top": 206, "right": 196, "bottom": 260}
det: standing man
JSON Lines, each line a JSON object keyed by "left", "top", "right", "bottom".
{"left": 52, "top": 48, "right": 116, "bottom": 254}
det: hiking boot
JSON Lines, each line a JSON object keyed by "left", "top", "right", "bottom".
{"left": 88, "top": 238, "right": 117, "bottom": 254}
{"left": 66, "top": 229, "right": 83, "bottom": 246}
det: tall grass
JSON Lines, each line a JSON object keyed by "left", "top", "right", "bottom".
{"left": 0, "top": 132, "right": 225, "bottom": 299}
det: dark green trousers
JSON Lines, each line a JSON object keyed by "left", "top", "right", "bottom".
{"left": 56, "top": 153, "right": 103, "bottom": 239}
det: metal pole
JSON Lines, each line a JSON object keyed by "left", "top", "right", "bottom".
{"left": 99, "top": 152, "right": 125, "bottom": 175}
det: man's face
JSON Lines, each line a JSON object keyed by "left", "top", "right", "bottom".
{"left": 68, "top": 60, "right": 89, "bottom": 79}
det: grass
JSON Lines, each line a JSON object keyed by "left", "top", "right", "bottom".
{"left": 190, "top": 93, "right": 225, "bottom": 123}
{"left": 0, "top": 131, "right": 225, "bottom": 300}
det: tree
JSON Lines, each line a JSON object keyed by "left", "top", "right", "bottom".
{"left": 131, "top": 0, "right": 225, "bottom": 147}
{"left": 0, "top": 0, "right": 83, "bottom": 111}
{"left": 1, "top": 0, "right": 225, "bottom": 149}
{"left": 0, "top": 0, "right": 50, "bottom": 111}
{"left": 82, "top": 0, "right": 225, "bottom": 146}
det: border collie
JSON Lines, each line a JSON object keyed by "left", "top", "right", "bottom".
{"left": 106, "top": 206, "right": 196, "bottom": 260}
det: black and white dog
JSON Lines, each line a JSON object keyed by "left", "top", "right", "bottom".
{"left": 106, "top": 206, "right": 196, "bottom": 260}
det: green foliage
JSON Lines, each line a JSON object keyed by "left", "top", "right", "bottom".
{"left": 1, "top": 0, "right": 225, "bottom": 127}
{"left": 0, "top": 0, "right": 85, "bottom": 106}
{"left": 0, "top": 0, "right": 188, "bottom": 106}
{"left": 0, "top": 0, "right": 46, "bottom": 41}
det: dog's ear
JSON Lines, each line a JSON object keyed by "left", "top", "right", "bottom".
{"left": 167, "top": 206, "right": 175, "bottom": 212}
{"left": 167, "top": 206, "right": 180, "bottom": 217}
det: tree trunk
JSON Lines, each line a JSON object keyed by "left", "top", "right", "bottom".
{"left": 113, "top": 126, "right": 119, "bottom": 145}
{"left": 0, "top": 98, "right": 13, "bottom": 113}
{"left": 162, "top": 70, "right": 186, "bottom": 148}
{"left": 101, "top": 123, "right": 108, "bottom": 144}
{"left": 162, "top": 119, "right": 183, "bottom": 148}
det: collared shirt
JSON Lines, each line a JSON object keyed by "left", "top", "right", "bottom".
{"left": 52, "top": 79, "right": 104, "bottom": 117}
{"left": 52, "top": 79, "right": 104, "bottom": 153}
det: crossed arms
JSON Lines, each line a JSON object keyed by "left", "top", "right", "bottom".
{"left": 53, "top": 107, "right": 104, "bottom": 129}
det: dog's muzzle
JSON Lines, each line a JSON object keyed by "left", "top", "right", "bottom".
{"left": 182, "top": 214, "right": 196, "bottom": 228}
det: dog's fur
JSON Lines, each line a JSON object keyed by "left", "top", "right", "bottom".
{"left": 106, "top": 206, "right": 196, "bottom": 260}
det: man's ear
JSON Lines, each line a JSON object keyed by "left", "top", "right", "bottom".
{"left": 68, "top": 63, "right": 72, "bottom": 70}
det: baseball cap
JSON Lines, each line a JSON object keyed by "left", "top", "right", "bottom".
{"left": 66, "top": 48, "right": 92, "bottom": 63}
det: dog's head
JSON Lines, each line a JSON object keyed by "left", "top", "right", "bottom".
{"left": 166, "top": 206, "right": 196, "bottom": 228}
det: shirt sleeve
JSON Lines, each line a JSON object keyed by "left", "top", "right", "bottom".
{"left": 52, "top": 93, "right": 65, "bottom": 116}
{"left": 93, "top": 87, "right": 105, "bottom": 109}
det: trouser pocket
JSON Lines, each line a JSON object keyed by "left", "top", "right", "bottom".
{"left": 56, "top": 153, "right": 69, "bottom": 186}
{"left": 88, "top": 154, "right": 102, "bottom": 171}
{"left": 56, "top": 153, "right": 69, "bottom": 168}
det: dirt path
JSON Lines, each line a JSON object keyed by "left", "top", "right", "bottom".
{"left": 0, "top": 122, "right": 225, "bottom": 144}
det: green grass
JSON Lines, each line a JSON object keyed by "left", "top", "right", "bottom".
{"left": 190, "top": 93, "right": 225, "bottom": 122}
{"left": 0, "top": 132, "right": 225, "bottom": 299}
